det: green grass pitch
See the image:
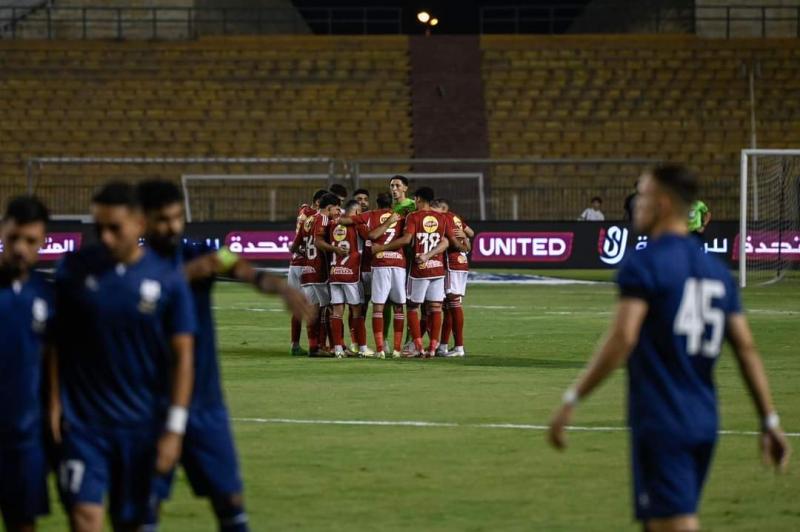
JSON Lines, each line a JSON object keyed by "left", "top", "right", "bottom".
{"left": 39, "top": 270, "right": 799, "bottom": 531}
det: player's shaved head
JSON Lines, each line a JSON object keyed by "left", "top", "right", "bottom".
{"left": 343, "top": 199, "right": 360, "bottom": 215}
{"left": 92, "top": 182, "right": 145, "bottom": 263}
{"left": 635, "top": 164, "right": 697, "bottom": 235}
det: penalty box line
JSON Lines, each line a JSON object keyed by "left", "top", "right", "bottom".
{"left": 233, "top": 417, "right": 800, "bottom": 438}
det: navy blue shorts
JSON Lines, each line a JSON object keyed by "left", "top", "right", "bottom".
{"left": 0, "top": 440, "right": 50, "bottom": 523}
{"left": 58, "top": 423, "right": 158, "bottom": 525}
{"left": 631, "top": 434, "right": 716, "bottom": 521}
{"left": 154, "top": 405, "right": 243, "bottom": 501}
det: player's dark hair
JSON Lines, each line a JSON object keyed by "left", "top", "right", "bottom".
{"left": 353, "top": 188, "right": 369, "bottom": 197}
{"left": 591, "top": 196, "right": 602, "bottom": 204}
{"left": 413, "top": 187, "right": 435, "bottom": 203}
{"left": 92, "top": 182, "right": 140, "bottom": 209}
{"left": 318, "top": 193, "right": 341, "bottom": 209}
{"left": 137, "top": 180, "right": 183, "bottom": 212}
{"left": 312, "top": 189, "right": 328, "bottom": 203}
{"left": 390, "top": 175, "right": 409, "bottom": 186}
{"left": 343, "top": 199, "right": 360, "bottom": 213}
{"left": 376, "top": 192, "right": 392, "bottom": 209}
{"left": 433, "top": 198, "right": 449, "bottom": 208}
{"left": 3, "top": 195, "right": 49, "bottom": 225}
{"left": 329, "top": 184, "right": 348, "bottom": 198}
{"left": 651, "top": 164, "right": 697, "bottom": 206}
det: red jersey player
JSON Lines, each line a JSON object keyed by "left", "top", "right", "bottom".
{"left": 326, "top": 200, "right": 369, "bottom": 358}
{"left": 290, "top": 193, "right": 342, "bottom": 357}
{"left": 373, "top": 187, "right": 468, "bottom": 357}
{"left": 341, "top": 192, "right": 406, "bottom": 358}
{"left": 288, "top": 189, "right": 327, "bottom": 356}
{"left": 432, "top": 198, "right": 473, "bottom": 357}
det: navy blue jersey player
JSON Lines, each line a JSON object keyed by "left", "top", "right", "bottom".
{"left": 49, "top": 183, "right": 196, "bottom": 532}
{"left": 548, "top": 164, "right": 790, "bottom": 532}
{"left": 0, "top": 196, "right": 53, "bottom": 532}
{"left": 137, "top": 180, "right": 313, "bottom": 531}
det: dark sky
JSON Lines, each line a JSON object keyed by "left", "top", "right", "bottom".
{"left": 291, "top": 0, "right": 593, "bottom": 34}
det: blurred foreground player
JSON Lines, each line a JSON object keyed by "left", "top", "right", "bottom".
{"left": 51, "top": 183, "right": 196, "bottom": 531}
{"left": 548, "top": 165, "right": 790, "bottom": 532}
{"left": 138, "top": 180, "right": 312, "bottom": 531}
{"left": 289, "top": 189, "right": 328, "bottom": 356}
{"left": 0, "top": 196, "right": 53, "bottom": 532}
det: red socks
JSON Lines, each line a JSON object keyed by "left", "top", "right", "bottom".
{"left": 428, "top": 308, "right": 442, "bottom": 353}
{"left": 353, "top": 315, "right": 367, "bottom": 347}
{"left": 450, "top": 300, "right": 465, "bottom": 347}
{"left": 393, "top": 310, "right": 405, "bottom": 352}
{"left": 372, "top": 312, "right": 385, "bottom": 352}
{"left": 408, "top": 307, "right": 423, "bottom": 351}
{"left": 291, "top": 316, "right": 302, "bottom": 344}
{"left": 331, "top": 315, "right": 344, "bottom": 349}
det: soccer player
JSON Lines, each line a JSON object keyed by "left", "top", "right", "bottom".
{"left": 389, "top": 175, "right": 416, "bottom": 215}
{"left": 347, "top": 188, "right": 371, "bottom": 354}
{"left": 326, "top": 200, "right": 369, "bottom": 358}
{"left": 432, "top": 198, "right": 473, "bottom": 357}
{"left": 547, "top": 164, "right": 791, "bottom": 532}
{"left": 289, "top": 189, "right": 328, "bottom": 356}
{"left": 341, "top": 192, "right": 407, "bottom": 358}
{"left": 137, "top": 180, "right": 313, "bottom": 531}
{"left": 353, "top": 188, "right": 370, "bottom": 212}
{"left": 50, "top": 182, "right": 196, "bottom": 531}
{"left": 373, "top": 187, "right": 467, "bottom": 357}
{"left": 291, "top": 193, "right": 342, "bottom": 357}
{"left": 0, "top": 196, "right": 53, "bottom": 532}
{"left": 688, "top": 199, "right": 711, "bottom": 239}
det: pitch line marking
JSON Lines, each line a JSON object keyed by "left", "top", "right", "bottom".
{"left": 233, "top": 417, "right": 799, "bottom": 438}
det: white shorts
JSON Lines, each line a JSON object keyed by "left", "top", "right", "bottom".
{"left": 407, "top": 276, "right": 445, "bottom": 304}
{"left": 302, "top": 284, "right": 330, "bottom": 307}
{"left": 330, "top": 283, "right": 363, "bottom": 306}
{"left": 371, "top": 267, "right": 406, "bottom": 305}
{"left": 445, "top": 270, "right": 468, "bottom": 297}
{"left": 361, "top": 272, "right": 372, "bottom": 300}
{"left": 288, "top": 265, "right": 303, "bottom": 289}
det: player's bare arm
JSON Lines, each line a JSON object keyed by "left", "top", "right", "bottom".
{"left": 548, "top": 298, "right": 648, "bottom": 450}
{"left": 417, "top": 237, "right": 450, "bottom": 264}
{"left": 231, "top": 259, "right": 316, "bottom": 324}
{"left": 157, "top": 333, "right": 194, "bottom": 475}
{"left": 373, "top": 230, "right": 411, "bottom": 253}
{"left": 726, "top": 313, "right": 791, "bottom": 472}
{"left": 368, "top": 213, "right": 400, "bottom": 241}
{"left": 315, "top": 234, "right": 347, "bottom": 256}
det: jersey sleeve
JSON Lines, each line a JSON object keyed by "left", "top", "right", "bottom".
{"left": 443, "top": 215, "right": 457, "bottom": 241}
{"left": 616, "top": 253, "right": 656, "bottom": 301}
{"left": 166, "top": 273, "right": 197, "bottom": 336}
{"left": 404, "top": 213, "right": 417, "bottom": 236}
{"left": 313, "top": 216, "right": 328, "bottom": 240}
{"left": 355, "top": 223, "right": 370, "bottom": 240}
{"left": 351, "top": 212, "right": 369, "bottom": 226}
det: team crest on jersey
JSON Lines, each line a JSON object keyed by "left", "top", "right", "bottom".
{"left": 31, "top": 297, "right": 48, "bottom": 333}
{"left": 379, "top": 212, "right": 398, "bottom": 228}
{"left": 457, "top": 254, "right": 468, "bottom": 264}
{"left": 304, "top": 215, "right": 315, "bottom": 232}
{"left": 422, "top": 215, "right": 439, "bottom": 234}
{"left": 138, "top": 279, "right": 162, "bottom": 314}
{"left": 333, "top": 225, "right": 348, "bottom": 242}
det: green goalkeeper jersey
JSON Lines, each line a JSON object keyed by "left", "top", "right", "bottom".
{"left": 688, "top": 200, "right": 708, "bottom": 232}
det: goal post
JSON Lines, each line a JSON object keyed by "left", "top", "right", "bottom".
{"left": 739, "top": 149, "right": 800, "bottom": 287}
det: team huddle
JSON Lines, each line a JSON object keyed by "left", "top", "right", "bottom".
{"left": 287, "top": 175, "right": 473, "bottom": 359}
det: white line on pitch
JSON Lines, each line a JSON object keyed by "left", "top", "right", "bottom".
{"left": 232, "top": 417, "right": 799, "bottom": 438}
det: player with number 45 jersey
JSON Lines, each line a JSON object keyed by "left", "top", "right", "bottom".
{"left": 547, "top": 164, "right": 790, "bottom": 532}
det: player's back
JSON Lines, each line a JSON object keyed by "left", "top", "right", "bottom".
{"left": 55, "top": 244, "right": 195, "bottom": 428}
{"left": 0, "top": 271, "right": 52, "bottom": 443}
{"left": 618, "top": 234, "right": 740, "bottom": 442}
{"left": 368, "top": 208, "right": 406, "bottom": 269}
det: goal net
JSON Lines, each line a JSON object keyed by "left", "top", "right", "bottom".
{"left": 739, "top": 149, "right": 800, "bottom": 287}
